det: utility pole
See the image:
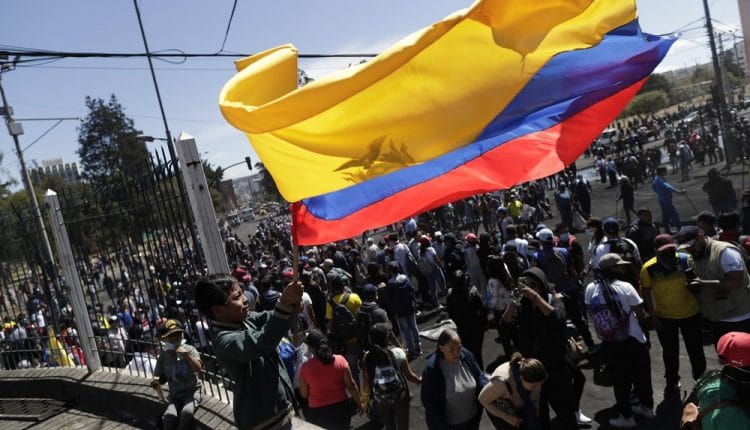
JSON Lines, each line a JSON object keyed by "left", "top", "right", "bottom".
{"left": 703, "top": 0, "right": 734, "bottom": 166}
{"left": 0, "top": 72, "right": 61, "bottom": 332}
{"left": 738, "top": 0, "right": 750, "bottom": 84}
{"left": 132, "top": 0, "right": 203, "bottom": 267}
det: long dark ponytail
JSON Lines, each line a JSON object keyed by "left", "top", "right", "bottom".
{"left": 307, "top": 329, "right": 334, "bottom": 365}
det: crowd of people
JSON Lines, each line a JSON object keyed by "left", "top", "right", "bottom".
{"left": 3, "top": 113, "right": 750, "bottom": 430}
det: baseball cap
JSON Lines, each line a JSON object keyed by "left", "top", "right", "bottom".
{"left": 602, "top": 217, "right": 620, "bottom": 234}
{"left": 361, "top": 283, "right": 378, "bottom": 302}
{"left": 717, "top": 332, "right": 750, "bottom": 368}
{"left": 535, "top": 228, "right": 554, "bottom": 242}
{"left": 675, "top": 226, "right": 701, "bottom": 249}
{"left": 598, "top": 253, "right": 631, "bottom": 271}
{"left": 160, "top": 319, "right": 184, "bottom": 339}
{"left": 654, "top": 234, "right": 677, "bottom": 252}
{"left": 419, "top": 235, "right": 432, "bottom": 246}
{"left": 464, "top": 233, "right": 477, "bottom": 244}
{"left": 637, "top": 207, "right": 651, "bottom": 215}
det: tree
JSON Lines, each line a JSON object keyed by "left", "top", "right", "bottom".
{"left": 202, "top": 160, "right": 226, "bottom": 211}
{"left": 254, "top": 162, "right": 282, "bottom": 202}
{"left": 622, "top": 90, "right": 669, "bottom": 117}
{"left": 639, "top": 73, "right": 671, "bottom": 95}
{"left": 77, "top": 95, "right": 149, "bottom": 180}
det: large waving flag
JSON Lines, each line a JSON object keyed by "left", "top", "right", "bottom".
{"left": 220, "top": 0, "right": 673, "bottom": 245}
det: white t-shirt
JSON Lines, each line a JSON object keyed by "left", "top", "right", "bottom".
{"left": 125, "top": 352, "right": 158, "bottom": 375}
{"left": 584, "top": 279, "right": 646, "bottom": 343}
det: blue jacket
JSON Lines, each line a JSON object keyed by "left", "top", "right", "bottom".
{"left": 420, "top": 348, "right": 488, "bottom": 430}
{"left": 652, "top": 176, "right": 679, "bottom": 204}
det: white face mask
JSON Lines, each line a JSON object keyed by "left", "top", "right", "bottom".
{"left": 162, "top": 338, "right": 185, "bottom": 351}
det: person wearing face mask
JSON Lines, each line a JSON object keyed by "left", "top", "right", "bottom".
{"left": 479, "top": 352, "right": 547, "bottom": 430}
{"left": 674, "top": 226, "right": 750, "bottom": 343}
{"left": 640, "top": 234, "right": 706, "bottom": 397}
{"left": 421, "top": 329, "right": 488, "bottom": 430}
{"left": 151, "top": 319, "right": 202, "bottom": 430}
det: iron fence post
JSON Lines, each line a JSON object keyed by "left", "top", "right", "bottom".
{"left": 45, "top": 190, "right": 101, "bottom": 371}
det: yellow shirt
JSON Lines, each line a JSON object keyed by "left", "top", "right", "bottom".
{"left": 508, "top": 200, "right": 523, "bottom": 219}
{"left": 325, "top": 292, "right": 362, "bottom": 320}
{"left": 640, "top": 255, "right": 700, "bottom": 319}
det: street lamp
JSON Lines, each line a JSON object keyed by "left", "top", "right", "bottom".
{"left": 136, "top": 134, "right": 170, "bottom": 143}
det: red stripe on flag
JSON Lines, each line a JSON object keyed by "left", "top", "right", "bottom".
{"left": 292, "top": 77, "right": 646, "bottom": 245}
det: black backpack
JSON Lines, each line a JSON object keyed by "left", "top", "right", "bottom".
{"left": 607, "top": 238, "right": 641, "bottom": 287}
{"left": 356, "top": 303, "right": 378, "bottom": 351}
{"left": 329, "top": 293, "right": 359, "bottom": 342}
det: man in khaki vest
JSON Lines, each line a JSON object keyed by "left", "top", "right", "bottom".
{"left": 675, "top": 226, "right": 750, "bottom": 344}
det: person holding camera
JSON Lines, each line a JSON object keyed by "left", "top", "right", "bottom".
{"left": 640, "top": 234, "right": 706, "bottom": 397}
{"left": 501, "top": 267, "right": 580, "bottom": 429}
{"left": 674, "top": 226, "right": 750, "bottom": 343}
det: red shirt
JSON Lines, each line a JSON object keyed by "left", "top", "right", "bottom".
{"left": 299, "top": 354, "right": 350, "bottom": 408}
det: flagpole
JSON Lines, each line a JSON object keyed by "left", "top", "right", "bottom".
{"left": 290, "top": 203, "right": 301, "bottom": 344}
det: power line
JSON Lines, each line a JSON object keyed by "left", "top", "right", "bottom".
{"left": 217, "top": 0, "right": 239, "bottom": 54}
{"left": 0, "top": 46, "right": 378, "bottom": 62}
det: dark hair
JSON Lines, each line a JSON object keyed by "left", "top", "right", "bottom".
{"left": 718, "top": 211, "right": 741, "bottom": 231}
{"left": 365, "top": 323, "right": 394, "bottom": 379}
{"left": 436, "top": 329, "right": 460, "bottom": 349}
{"left": 306, "top": 329, "right": 334, "bottom": 365}
{"left": 193, "top": 275, "right": 240, "bottom": 319}
{"left": 509, "top": 352, "right": 547, "bottom": 383}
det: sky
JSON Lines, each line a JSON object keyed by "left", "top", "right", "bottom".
{"left": 0, "top": 0, "right": 745, "bottom": 190}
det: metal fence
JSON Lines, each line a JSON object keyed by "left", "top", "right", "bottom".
{"left": 50, "top": 147, "right": 232, "bottom": 401}
{"left": 0, "top": 198, "right": 71, "bottom": 372}
{"left": 0, "top": 145, "right": 234, "bottom": 402}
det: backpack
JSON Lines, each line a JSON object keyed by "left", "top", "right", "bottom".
{"left": 329, "top": 293, "right": 359, "bottom": 342}
{"left": 405, "top": 249, "right": 419, "bottom": 276}
{"left": 417, "top": 251, "right": 434, "bottom": 276}
{"left": 607, "top": 238, "right": 641, "bottom": 286}
{"left": 590, "top": 280, "right": 631, "bottom": 342}
{"left": 538, "top": 249, "right": 570, "bottom": 293}
{"left": 368, "top": 348, "right": 409, "bottom": 407}
{"left": 356, "top": 303, "right": 377, "bottom": 350}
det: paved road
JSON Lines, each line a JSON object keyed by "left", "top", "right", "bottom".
{"left": 225, "top": 127, "right": 749, "bottom": 429}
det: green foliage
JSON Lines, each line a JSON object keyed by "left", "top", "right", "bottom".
{"left": 202, "top": 160, "right": 226, "bottom": 211}
{"left": 640, "top": 74, "right": 671, "bottom": 95}
{"left": 77, "top": 95, "right": 149, "bottom": 180}
{"left": 623, "top": 90, "right": 669, "bottom": 117}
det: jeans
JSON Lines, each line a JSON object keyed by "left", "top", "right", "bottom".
{"left": 601, "top": 337, "right": 653, "bottom": 419}
{"left": 397, "top": 314, "right": 421, "bottom": 355}
{"left": 426, "top": 267, "right": 447, "bottom": 306}
{"left": 163, "top": 390, "right": 201, "bottom": 430}
{"left": 656, "top": 313, "right": 706, "bottom": 386}
{"left": 659, "top": 201, "right": 681, "bottom": 233}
